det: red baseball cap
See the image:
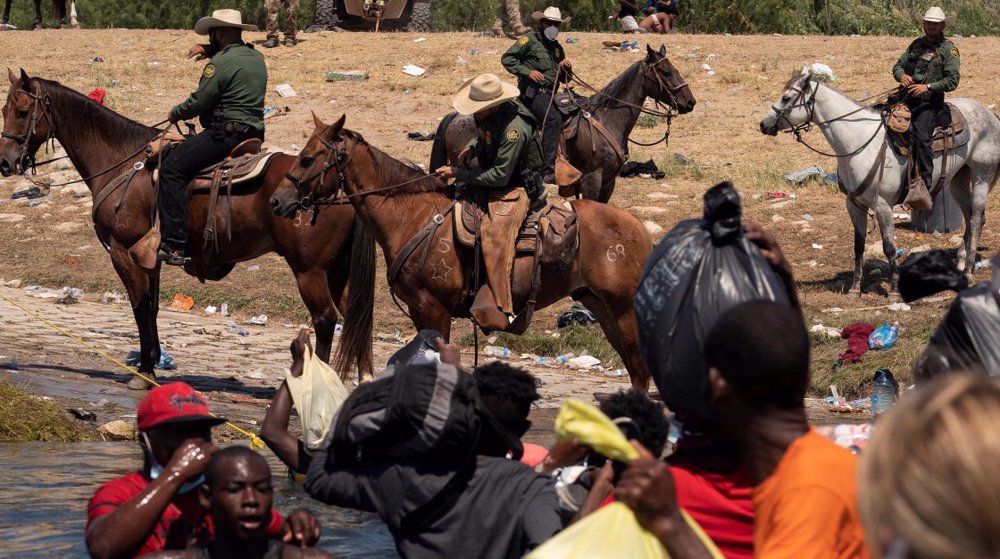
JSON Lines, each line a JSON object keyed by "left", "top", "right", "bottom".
{"left": 137, "top": 382, "right": 227, "bottom": 432}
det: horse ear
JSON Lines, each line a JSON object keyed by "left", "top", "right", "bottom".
{"left": 659, "top": 44, "right": 666, "bottom": 56}
{"left": 8, "top": 68, "right": 17, "bottom": 84}
{"left": 645, "top": 44, "right": 656, "bottom": 60}
{"left": 330, "top": 114, "right": 347, "bottom": 136}
{"left": 311, "top": 111, "right": 326, "bottom": 131}
{"left": 18, "top": 68, "right": 31, "bottom": 90}
{"left": 800, "top": 65, "right": 810, "bottom": 76}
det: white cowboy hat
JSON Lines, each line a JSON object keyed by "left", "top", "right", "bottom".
{"left": 531, "top": 6, "right": 571, "bottom": 23}
{"left": 452, "top": 74, "right": 520, "bottom": 115}
{"left": 921, "top": 6, "right": 954, "bottom": 26}
{"left": 194, "top": 9, "right": 257, "bottom": 35}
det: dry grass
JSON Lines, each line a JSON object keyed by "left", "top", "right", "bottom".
{"left": 2, "top": 29, "right": 999, "bottom": 399}
{"left": 0, "top": 380, "right": 92, "bottom": 442}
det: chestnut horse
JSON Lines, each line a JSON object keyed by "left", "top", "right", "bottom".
{"left": 271, "top": 114, "right": 654, "bottom": 391}
{"left": 0, "top": 70, "right": 374, "bottom": 387}
{"left": 429, "top": 45, "right": 695, "bottom": 203}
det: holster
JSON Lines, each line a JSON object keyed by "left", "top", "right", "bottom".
{"left": 522, "top": 169, "right": 543, "bottom": 201}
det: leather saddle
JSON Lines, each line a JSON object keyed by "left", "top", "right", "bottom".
{"left": 889, "top": 103, "right": 970, "bottom": 156}
{"left": 553, "top": 89, "right": 590, "bottom": 143}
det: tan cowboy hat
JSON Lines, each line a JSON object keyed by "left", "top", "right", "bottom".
{"left": 531, "top": 6, "right": 571, "bottom": 23}
{"left": 921, "top": 6, "right": 955, "bottom": 26}
{"left": 452, "top": 74, "right": 520, "bottom": 115}
{"left": 194, "top": 9, "right": 257, "bottom": 35}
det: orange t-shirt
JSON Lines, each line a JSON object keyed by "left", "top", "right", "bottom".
{"left": 752, "top": 429, "right": 869, "bottom": 559}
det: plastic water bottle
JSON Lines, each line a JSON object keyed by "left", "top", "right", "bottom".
{"left": 556, "top": 353, "right": 573, "bottom": 365}
{"left": 871, "top": 369, "right": 897, "bottom": 417}
{"left": 483, "top": 345, "right": 511, "bottom": 358}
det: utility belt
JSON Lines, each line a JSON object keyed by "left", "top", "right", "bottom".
{"left": 211, "top": 120, "right": 259, "bottom": 140}
{"left": 522, "top": 168, "right": 543, "bottom": 202}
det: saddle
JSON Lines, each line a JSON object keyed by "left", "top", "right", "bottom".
{"left": 551, "top": 88, "right": 625, "bottom": 197}
{"left": 888, "top": 103, "right": 970, "bottom": 156}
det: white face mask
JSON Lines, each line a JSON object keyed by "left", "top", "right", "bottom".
{"left": 142, "top": 432, "right": 205, "bottom": 495}
{"left": 543, "top": 25, "right": 559, "bottom": 40}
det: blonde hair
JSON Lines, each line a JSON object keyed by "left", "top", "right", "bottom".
{"left": 858, "top": 374, "right": 1000, "bottom": 558}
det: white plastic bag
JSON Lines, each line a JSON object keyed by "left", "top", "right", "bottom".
{"left": 285, "top": 345, "right": 349, "bottom": 450}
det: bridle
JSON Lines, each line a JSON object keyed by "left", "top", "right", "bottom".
{"left": 2, "top": 82, "right": 58, "bottom": 174}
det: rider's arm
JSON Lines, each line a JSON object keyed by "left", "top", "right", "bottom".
{"left": 930, "top": 46, "right": 960, "bottom": 93}
{"left": 454, "top": 126, "right": 526, "bottom": 188}
{"left": 501, "top": 37, "right": 532, "bottom": 82}
{"left": 170, "top": 64, "right": 226, "bottom": 123}
{"left": 892, "top": 44, "right": 911, "bottom": 82}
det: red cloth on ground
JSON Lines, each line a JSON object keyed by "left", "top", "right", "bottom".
{"left": 86, "top": 88, "right": 106, "bottom": 105}
{"left": 839, "top": 323, "right": 875, "bottom": 364}
{"left": 86, "top": 471, "right": 283, "bottom": 557}
{"left": 671, "top": 460, "right": 755, "bottom": 559}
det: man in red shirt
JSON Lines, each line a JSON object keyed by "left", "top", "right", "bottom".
{"left": 85, "top": 382, "right": 321, "bottom": 558}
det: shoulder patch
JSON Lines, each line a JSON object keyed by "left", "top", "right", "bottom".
{"left": 517, "top": 35, "right": 529, "bottom": 46}
{"left": 506, "top": 129, "right": 520, "bottom": 142}
{"left": 203, "top": 64, "right": 216, "bottom": 78}
{"left": 951, "top": 46, "right": 959, "bottom": 57}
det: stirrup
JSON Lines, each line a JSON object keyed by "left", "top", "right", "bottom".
{"left": 157, "top": 248, "right": 190, "bottom": 266}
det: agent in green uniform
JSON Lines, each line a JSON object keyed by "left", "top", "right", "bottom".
{"left": 501, "top": 6, "right": 572, "bottom": 185}
{"left": 158, "top": 9, "right": 267, "bottom": 266}
{"left": 892, "top": 6, "right": 960, "bottom": 208}
{"left": 435, "top": 74, "right": 543, "bottom": 330}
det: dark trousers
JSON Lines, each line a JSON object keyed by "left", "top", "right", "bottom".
{"left": 906, "top": 94, "right": 946, "bottom": 187}
{"left": 521, "top": 91, "right": 562, "bottom": 179}
{"left": 157, "top": 128, "right": 257, "bottom": 252}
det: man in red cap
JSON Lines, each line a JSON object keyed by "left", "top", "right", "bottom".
{"left": 86, "top": 382, "right": 321, "bottom": 559}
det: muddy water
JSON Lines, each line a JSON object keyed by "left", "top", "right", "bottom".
{"left": 0, "top": 442, "right": 397, "bottom": 558}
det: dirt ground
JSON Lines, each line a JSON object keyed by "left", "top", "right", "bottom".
{"left": 2, "top": 28, "right": 998, "bottom": 428}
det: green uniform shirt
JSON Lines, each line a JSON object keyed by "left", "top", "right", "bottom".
{"left": 892, "top": 36, "right": 960, "bottom": 94}
{"left": 501, "top": 30, "right": 569, "bottom": 93}
{"left": 171, "top": 42, "right": 268, "bottom": 132}
{"left": 455, "top": 100, "right": 542, "bottom": 188}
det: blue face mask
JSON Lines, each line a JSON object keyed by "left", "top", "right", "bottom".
{"left": 543, "top": 25, "right": 559, "bottom": 40}
{"left": 143, "top": 433, "right": 206, "bottom": 495}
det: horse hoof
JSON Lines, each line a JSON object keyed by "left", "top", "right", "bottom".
{"left": 126, "top": 375, "right": 154, "bottom": 391}
{"left": 888, "top": 292, "right": 902, "bottom": 303}
{"left": 847, "top": 289, "right": 862, "bottom": 299}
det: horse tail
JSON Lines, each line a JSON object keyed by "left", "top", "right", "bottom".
{"left": 429, "top": 111, "right": 460, "bottom": 171}
{"left": 333, "top": 215, "right": 376, "bottom": 379}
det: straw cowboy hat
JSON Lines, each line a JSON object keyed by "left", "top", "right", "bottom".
{"left": 920, "top": 6, "right": 955, "bottom": 26}
{"left": 531, "top": 6, "right": 571, "bottom": 23}
{"left": 194, "top": 9, "right": 257, "bottom": 35}
{"left": 452, "top": 74, "right": 520, "bottom": 115}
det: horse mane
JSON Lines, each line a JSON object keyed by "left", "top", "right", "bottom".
{"left": 591, "top": 60, "right": 645, "bottom": 110}
{"left": 345, "top": 129, "right": 448, "bottom": 195}
{"left": 36, "top": 78, "right": 158, "bottom": 156}
{"left": 786, "top": 73, "right": 870, "bottom": 110}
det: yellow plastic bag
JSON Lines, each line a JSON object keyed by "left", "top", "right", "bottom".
{"left": 528, "top": 400, "right": 723, "bottom": 559}
{"left": 285, "top": 344, "right": 349, "bottom": 450}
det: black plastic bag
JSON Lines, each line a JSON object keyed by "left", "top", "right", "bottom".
{"left": 898, "top": 250, "right": 969, "bottom": 303}
{"left": 914, "top": 256, "right": 1000, "bottom": 379}
{"left": 634, "top": 181, "right": 791, "bottom": 424}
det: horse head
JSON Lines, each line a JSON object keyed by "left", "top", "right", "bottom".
{"left": 643, "top": 45, "right": 696, "bottom": 114}
{"left": 759, "top": 68, "right": 818, "bottom": 136}
{"left": 271, "top": 112, "right": 352, "bottom": 219}
{"left": 0, "top": 68, "right": 53, "bottom": 177}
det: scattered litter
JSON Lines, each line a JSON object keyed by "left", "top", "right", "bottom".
{"left": 146, "top": 61, "right": 162, "bottom": 68}
{"left": 27, "top": 199, "right": 43, "bottom": 207}
{"left": 91, "top": 56, "right": 105, "bottom": 63}
{"left": 125, "top": 344, "right": 175, "bottom": 370}
{"left": 468, "top": 47, "right": 479, "bottom": 55}
{"left": 619, "top": 160, "right": 665, "bottom": 179}
{"left": 568, "top": 355, "right": 601, "bottom": 369}
{"left": 413, "top": 37, "right": 426, "bottom": 42}
{"left": 887, "top": 302, "right": 911, "bottom": 312}
{"left": 766, "top": 191, "right": 790, "bottom": 199}
{"left": 565, "top": 38, "right": 578, "bottom": 43}
{"left": 11, "top": 187, "right": 44, "bottom": 200}
{"left": 456, "top": 56, "right": 468, "bottom": 66}
{"left": 893, "top": 212, "right": 911, "bottom": 220}
{"left": 221, "top": 303, "right": 230, "bottom": 316}
{"left": 245, "top": 314, "right": 268, "bottom": 326}
{"left": 555, "top": 353, "right": 574, "bottom": 364}
{"left": 68, "top": 408, "right": 97, "bottom": 421}
{"left": 225, "top": 321, "right": 250, "bottom": 336}
{"left": 824, "top": 172, "right": 838, "bottom": 183}
{"left": 673, "top": 152, "right": 690, "bottom": 165}
{"left": 809, "top": 62, "right": 837, "bottom": 80}
{"left": 483, "top": 345, "right": 512, "bottom": 358}
{"left": 402, "top": 64, "right": 426, "bottom": 77}
{"left": 244, "top": 369, "right": 266, "bottom": 380}
{"left": 771, "top": 215, "right": 784, "bottom": 223}
{"left": 376, "top": 330, "right": 402, "bottom": 343}
{"left": 784, "top": 165, "right": 824, "bottom": 183}
{"left": 64, "top": 256, "right": 80, "bottom": 265}
{"left": 325, "top": 70, "right": 369, "bottom": 82}
{"left": 167, "top": 292, "right": 195, "bottom": 311}
{"left": 812, "top": 243, "right": 824, "bottom": 249}
{"left": 247, "top": 265, "right": 260, "bottom": 272}
{"left": 262, "top": 105, "right": 290, "bottom": 119}
{"left": 205, "top": 305, "right": 217, "bottom": 314}
{"left": 557, "top": 308, "right": 598, "bottom": 328}
{"left": 606, "top": 369, "right": 625, "bottom": 377}
{"left": 24, "top": 286, "right": 62, "bottom": 299}
{"left": 975, "top": 260, "right": 993, "bottom": 271}
{"left": 100, "top": 291, "right": 124, "bottom": 304}
{"left": 701, "top": 63, "right": 712, "bottom": 71}
{"left": 274, "top": 83, "right": 297, "bottom": 97}
{"left": 809, "top": 323, "right": 842, "bottom": 338}
{"left": 407, "top": 131, "right": 436, "bottom": 141}
{"left": 868, "top": 321, "right": 901, "bottom": 350}
{"left": 839, "top": 322, "right": 874, "bottom": 364}
{"left": 802, "top": 214, "right": 814, "bottom": 222}
{"left": 55, "top": 293, "right": 79, "bottom": 305}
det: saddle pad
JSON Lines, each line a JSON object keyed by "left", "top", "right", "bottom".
{"left": 151, "top": 151, "right": 283, "bottom": 189}
{"left": 554, "top": 90, "right": 590, "bottom": 116}
{"left": 454, "top": 201, "right": 480, "bottom": 248}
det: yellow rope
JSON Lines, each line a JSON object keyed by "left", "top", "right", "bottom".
{"left": 0, "top": 290, "right": 264, "bottom": 448}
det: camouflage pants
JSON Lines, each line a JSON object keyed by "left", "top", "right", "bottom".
{"left": 493, "top": 0, "right": 528, "bottom": 35}
{"left": 265, "top": 0, "right": 299, "bottom": 40}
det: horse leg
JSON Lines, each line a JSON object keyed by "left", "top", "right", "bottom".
{"left": 108, "top": 242, "right": 158, "bottom": 390}
{"left": 579, "top": 171, "right": 602, "bottom": 202}
{"left": 948, "top": 167, "right": 973, "bottom": 273}
{"left": 845, "top": 199, "right": 868, "bottom": 297}
{"left": 293, "top": 268, "right": 339, "bottom": 366}
{"left": 148, "top": 265, "right": 162, "bottom": 369}
{"left": 964, "top": 170, "right": 991, "bottom": 279}
{"left": 872, "top": 197, "right": 899, "bottom": 298}
{"left": 597, "top": 170, "right": 616, "bottom": 204}
{"left": 577, "top": 290, "right": 649, "bottom": 392}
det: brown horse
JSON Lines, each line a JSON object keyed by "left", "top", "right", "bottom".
{"left": 0, "top": 70, "right": 375, "bottom": 387}
{"left": 429, "top": 45, "right": 695, "bottom": 203}
{"left": 271, "top": 114, "right": 655, "bottom": 391}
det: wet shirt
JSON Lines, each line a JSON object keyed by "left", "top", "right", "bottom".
{"left": 171, "top": 42, "right": 268, "bottom": 132}
{"left": 671, "top": 460, "right": 754, "bottom": 559}
{"left": 892, "top": 35, "right": 960, "bottom": 94}
{"left": 454, "top": 100, "right": 542, "bottom": 189}
{"left": 501, "top": 30, "right": 568, "bottom": 92}
{"left": 86, "top": 472, "right": 283, "bottom": 557}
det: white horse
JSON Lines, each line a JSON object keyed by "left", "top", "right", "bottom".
{"left": 760, "top": 69, "right": 1000, "bottom": 297}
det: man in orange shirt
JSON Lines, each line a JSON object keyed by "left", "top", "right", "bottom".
{"left": 618, "top": 301, "right": 868, "bottom": 558}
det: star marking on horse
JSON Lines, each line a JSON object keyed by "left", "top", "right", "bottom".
{"left": 431, "top": 258, "right": 453, "bottom": 281}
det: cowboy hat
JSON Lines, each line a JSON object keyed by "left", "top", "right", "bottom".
{"left": 921, "top": 6, "right": 955, "bottom": 26}
{"left": 452, "top": 74, "right": 520, "bottom": 115}
{"left": 194, "top": 9, "right": 257, "bottom": 35}
{"left": 531, "top": 6, "right": 571, "bottom": 23}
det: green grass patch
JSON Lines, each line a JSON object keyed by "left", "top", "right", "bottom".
{"left": 636, "top": 114, "right": 659, "bottom": 129}
{"left": 458, "top": 324, "right": 621, "bottom": 368}
{"left": 0, "top": 380, "right": 91, "bottom": 442}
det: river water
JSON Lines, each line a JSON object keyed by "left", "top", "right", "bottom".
{"left": 0, "top": 442, "right": 398, "bottom": 558}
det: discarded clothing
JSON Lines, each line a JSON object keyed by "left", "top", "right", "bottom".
{"left": 557, "top": 308, "right": 597, "bottom": 328}
{"left": 619, "top": 160, "right": 665, "bottom": 179}
{"left": 407, "top": 131, "right": 436, "bottom": 141}
{"left": 125, "top": 344, "right": 176, "bottom": 370}
{"left": 11, "top": 187, "right": 44, "bottom": 200}
{"left": 839, "top": 323, "right": 874, "bottom": 364}
{"left": 783, "top": 165, "right": 824, "bottom": 184}
{"left": 86, "top": 88, "right": 106, "bottom": 105}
